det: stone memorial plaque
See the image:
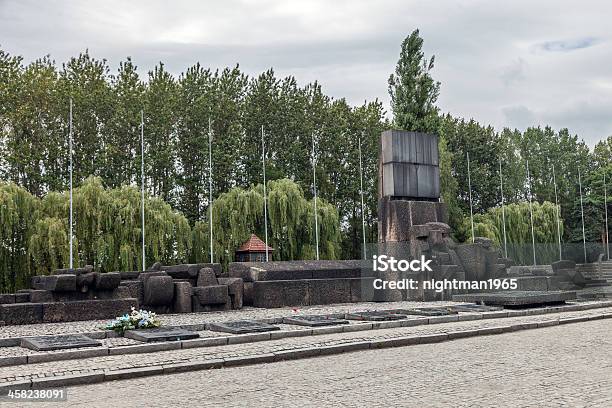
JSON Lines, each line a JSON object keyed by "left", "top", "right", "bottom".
{"left": 21, "top": 334, "right": 102, "bottom": 351}
{"left": 283, "top": 315, "right": 349, "bottom": 327}
{"left": 398, "top": 307, "right": 457, "bottom": 317}
{"left": 448, "top": 304, "right": 503, "bottom": 313}
{"left": 346, "top": 311, "right": 408, "bottom": 321}
{"left": 208, "top": 320, "right": 280, "bottom": 334}
{"left": 452, "top": 291, "right": 577, "bottom": 306}
{"left": 124, "top": 327, "right": 199, "bottom": 342}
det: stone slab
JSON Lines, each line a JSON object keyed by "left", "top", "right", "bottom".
{"left": 42, "top": 298, "right": 138, "bottom": 323}
{"left": 397, "top": 307, "right": 458, "bottom": 316}
{"left": 0, "top": 303, "right": 43, "bottom": 325}
{"left": 124, "top": 328, "right": 199, "bottom": 342}
{"left": 21, "top": 334, "right": 101, "bottom": 351}
{"left": 282, "top": 315, "right": 350, "bottom": 327}
{"left": 447, "top": 304, "right": 503, "bottom": 313}
{"left": 452, "top": 291, "right": 577, "bottom": 306}
{"left": 346, "top": 311, "right": 408, "bottom": 321}
{"left": 208, "top": 320, "right": 280, "bottom": 334}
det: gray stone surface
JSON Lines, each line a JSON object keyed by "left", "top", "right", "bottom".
{"left": 379, "top": 130, "right": 440, "bottom": 199}
{"left": 193, "top": 285, "right": 228, "bottom": 305}
{"left": 448, "top": 304, "right": 503, "bottom": 313}
{"left": 21, "top": 334, "right": 101, "bottom": 351}
{"left": 252, "top": 280, "right": 310, "bottom": 308}
{"left": 41, "top": 298, "right": 138, "bottom": 323}
{"left": 208, "top": 320, "right": 280, "bottom": 334}
{"left": 143, "top": 276, "right": 174, "bottom": 306}
{"left": 124, "top": 327, "right": 199, "bottom": 342}
{"left": 29, "top": 290, "right": 53, "bottom": 303}
{"left": 172, "top": 282, "right": 192, "bottom": 313}
{"left": 283, "top": 315, "right": 349, "bottom": 327}
{"left": 452, "top": 291, "right": 577, "bottom": 306}
{"left": 229, "top": 260, "right": 366, "bottom": 282}
{"left": 400, "top": 307, "right": 457, "bottom": 316}
{"left": 32, "top": 274, "right": 77, "bottom": 292}
{"left": 196, "top": 268, "right": 218, "bottom": 287}
{"left": 0, "top": 303, "right": 43, "bottom": 325}
{"left": 217, "top": 277, "right": 244, "bottom": 309}
{"left": 0, "top": 294, "right": 15, "bottom": 304}
{"left": 94, "top": 272, "right": 121, "bottom": 290}
{"left": 377, "top": 197, "right": 448, "bottom": 242}
{"left": 163, "top": 263, "right": 222, "bottom": 279}
{"left": 346, "top": 311, "right": 408, "bottom": 321}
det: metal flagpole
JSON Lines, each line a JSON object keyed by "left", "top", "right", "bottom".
{"left": 261, "top": 125, "right": 269, "bottom": 262}
{"left": 69, "top": 98, "right": 74, "bottom": 269}
{"left": 358, "top": 137, "right": 367, "bottom": 260}
{"left": 605, "top": 172, "right": 609, "bottom": 261}
{"left": 578, "top": 168, "right": 587, "bottom": 263}
{"left": 140, "top": 110, "right": 146, "bottom": 271}
{"left": 526, "top": 160, "right": 536, "bottom": 266}
{"left": 466, "top": 151, "right": 475, "bottom": 243}
{"left": 208, "top": 118, "right": 213, "bottom": 263}
{"left": 552, "top": 164, "right": 562, "bottom": 261}
{"left": 312, "top": 133, "right": 320, "bottom": 261}
{"left": 499, "top": 158, "right": 508, "bottom": 258}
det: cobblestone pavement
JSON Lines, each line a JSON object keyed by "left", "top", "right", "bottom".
{"left": 1, "top": 306, "right": 610, "bottom": 386}
{"left": 16, "top": 319, "right": 610, "bottom": 408}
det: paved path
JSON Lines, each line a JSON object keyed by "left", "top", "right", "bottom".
{"left": 38, "top": 319, "right": 612, "bottom": 408}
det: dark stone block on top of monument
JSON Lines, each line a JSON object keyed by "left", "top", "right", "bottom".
{"left": 346, "top": 310, "right": 408, "bottom": 321}
{"left": 283, "top": 315, "right": 350, "bottom": 327}
{"left": 452, "top": 290, "right": 577, "bottom": 306}
{"left": 379, "top": 130, "right": 439, "bottom": 199}
{"left": 228, "top": 260, "right": 365, "bottom": 282}
{"left": 32, "top": 274, "right": 77, "bottom": 292}
{"left": 196, "top": 268, "right": 218, "bottom": 287}
{"left": 21, "top": 334, "right": 101, "bottom": 351}
{"left": 94, "top": 272, "right": 121, "bottom": 290}
{"left": 124, "top": 327, "right": 199, "bottom": 342}
{"left": 143, "top": 275, "right": 174, "bottom": 306}
{"left": 163, "top": 263, "right": 222, "bottom": 279}
{"left": 208, "top": 320, "right": 280, "bottom": 334}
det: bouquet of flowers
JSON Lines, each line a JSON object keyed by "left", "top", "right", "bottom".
{"left": 104, "top": 307, "right": 161, "bottom": 333}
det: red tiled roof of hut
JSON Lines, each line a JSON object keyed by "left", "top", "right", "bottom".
{"left": 236, "top": 234, "right": 274, "bottom": 252}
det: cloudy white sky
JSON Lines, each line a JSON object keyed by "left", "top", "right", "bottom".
{"left": 1, "top": 0, "right": 610, "bottom": 146}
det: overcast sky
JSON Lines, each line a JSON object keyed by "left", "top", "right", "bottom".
{"left": 1, "top": 0, "right": 610, "bottom": 147}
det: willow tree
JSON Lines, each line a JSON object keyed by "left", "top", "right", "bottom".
{"left": 207, "top": 178, "right": 341, "bottom": 265}
{"left": 0, "top": 182, "right": 39, "bottom": 291}
{"left": 28, "top": 177, "right": 192, "bottom": 276}
{"left": 463, "top": 201, "right": 562, "bottom": 265}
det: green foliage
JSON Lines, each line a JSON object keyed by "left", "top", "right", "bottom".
{"left": 208, "top": 179, "right": 340, "bottom": 266}
{"left": 0, "top": 177, "right": 193, "bottom": 290}
{"left": 460, "top": 201, "right": 563, "bottom": 265}
{"left": 388, "top": 29, "right": 440, "bottom": 133}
